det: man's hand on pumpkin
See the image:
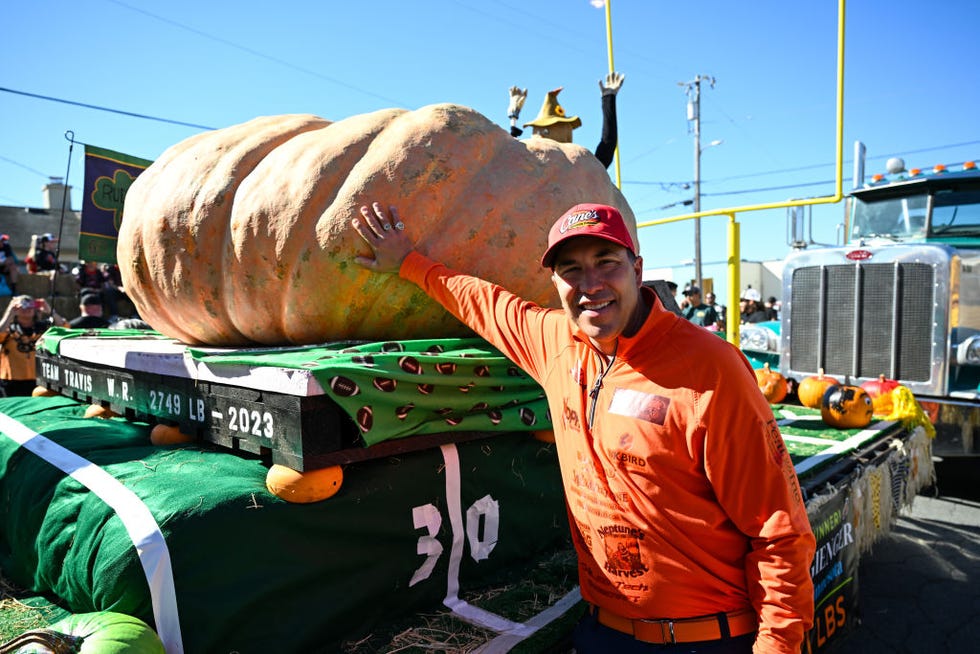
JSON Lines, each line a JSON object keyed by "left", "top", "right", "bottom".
{"left": 508, "top": 86, "right": 527, "bottom": 119}
{"left": 352, "top": 202, "right": 414, "bottom": 273}
{"left": 599, "top": 71, "right": 625, "bottom": 96}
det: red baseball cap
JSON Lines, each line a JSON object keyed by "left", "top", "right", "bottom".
{"left": 540, "top": 203, "right": 636, "bottom": 268}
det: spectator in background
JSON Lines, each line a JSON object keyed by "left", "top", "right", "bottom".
{"left": 75, "top": 260, "right": 125, "bottom": 321}
{"left": 765, "top": 296, "right": 779, "bottom": 321}
{"left": 69, "top": 292, "right": 110, "bottom": 329}
{"left": 34, "top": 233, "right": 59, "bottom": 272}
{"left": 0, "top": 235, "right": 19, "bottom": 295}
{"left": 705, "top": 291, "right": 726, "bottom": 330}
{"left": 740, "top": 288, "right": 769, "bottom": 324}
{"left": 24, "top": 235, "right": 39, "bottom": 274}
{"left": 681, "top": 284, "right": 718, "bottom": 329}
{"left": 101, "top": 263, "right": 129, "bottom": 321}
{"left": 76, "top": 260, "right": 106, "bottom": 294}
{"left": 0, "top": 295, "right": 67, "bottom": 396}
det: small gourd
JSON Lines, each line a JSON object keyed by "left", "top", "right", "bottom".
{"left": 266, "top": 464, "right": 344, "bottom": 503}
{"left": 755, "top": 362, "right": 788, "bottom": 404}
{"left": 861, "top": 374, "right": 900, "bottom": 416}
{"left": 820, "top": 385, "right": 874, "bottom": 429}
{"left": 32, "top": 386, "right": 59, "bottom": 397}
{"left": 150, "top": 423, "right": 195, "bottom": 445}
{"left": 797, "top": 368, "right": 840, "bottom": 409}
{"left": 85, "top": 403, "right": 119, "bottom": 419}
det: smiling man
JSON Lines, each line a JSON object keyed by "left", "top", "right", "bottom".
{"left": 352, "top": 202, "right": 815, "bottom": 653}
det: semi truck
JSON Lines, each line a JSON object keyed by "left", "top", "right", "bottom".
{"left": 757, "top": 152, "right": 980, "bottom": 457}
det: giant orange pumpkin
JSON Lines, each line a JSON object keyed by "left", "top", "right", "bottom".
{"left": 117, "top": 106, "right": 635, "bottom": 346}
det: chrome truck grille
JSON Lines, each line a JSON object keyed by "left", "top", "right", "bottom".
{"left": 782, "top": 246, "right": 952, "bottom": 397}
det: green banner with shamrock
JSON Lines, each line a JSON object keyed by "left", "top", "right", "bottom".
{"left": 79, "top": 144, "right": 153, "bottom": 264}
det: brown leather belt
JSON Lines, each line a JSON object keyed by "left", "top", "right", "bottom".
{"left": 589, "top": 604, "right": 757, "bottom": 644}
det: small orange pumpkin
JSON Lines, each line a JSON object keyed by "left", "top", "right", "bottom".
{"left": 820, "top": 385, "right": 874, "bottom": 429}
{"left": 84, "top": 404, "right": 119, "bottom": 419}
{"left": 150, "top": 423, "right": 195, "bottom": 446}
{"left": 755, "top": 363, "right": 788, "bottom": 404}
{"left": 266, "top": 464, "right": 344, "bottom": 503}
{"left": 531, "top": 429, "right": 556, "bottom": 443}
{"left": 797, "top": 368, "right": 840, "bottom": 409}
{"left": 32, "top": 386, "right": 59, "bottom": 397}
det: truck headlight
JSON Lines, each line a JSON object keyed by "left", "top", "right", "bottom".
{"left": 956, "top": 336, "right": 980, "bottom": 365}
{"left": 740, "top": 325, "right": 778, "bottom": 352}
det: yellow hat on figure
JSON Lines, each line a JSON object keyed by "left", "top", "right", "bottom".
{"left": 523, "top": 88, "right": 582, "bottom": 129}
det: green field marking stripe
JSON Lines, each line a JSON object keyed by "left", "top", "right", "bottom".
{"left": 783, "top": 434, "right": 860, "bottom": 447}
{"left": 791, "top": 422, "right": 898, "bottom": 475}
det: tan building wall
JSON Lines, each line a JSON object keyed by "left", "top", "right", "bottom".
{"left": 0, "top": 181, "right": 140, "bottom": 320}
{"left": 0, "top": 179, "right": 81, "bottom": 263}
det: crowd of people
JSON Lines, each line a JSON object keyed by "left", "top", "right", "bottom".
{"left": 672, "top": 282, "right": 780, "bottom": 331}
{"left": 0, "top": 232, "right": 148, "bottom": 397}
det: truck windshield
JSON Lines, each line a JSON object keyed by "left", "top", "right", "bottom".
{"left": 931, "top": 188, "right": 980, "bottom": 236}
{"left": 851, "top": 194, "right": 928, "bottom": 239}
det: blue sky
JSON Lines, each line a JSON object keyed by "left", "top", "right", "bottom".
{"left": 2, "top": 0, "right": 979, "bottom": 289}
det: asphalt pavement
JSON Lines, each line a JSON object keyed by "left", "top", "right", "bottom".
{"left": 827, "top": 459, "right": 980, "bottom": 653}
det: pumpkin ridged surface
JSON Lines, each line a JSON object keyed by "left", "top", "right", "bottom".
{"left": 120, "top": 114, "right": 333, "bottom": 344}
{"left": 118, "top": 105, "right": 635, "bottom": 345}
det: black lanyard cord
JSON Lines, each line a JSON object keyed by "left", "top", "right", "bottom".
{"left": 587, "top": 345, "right": 617, "bottom": 430}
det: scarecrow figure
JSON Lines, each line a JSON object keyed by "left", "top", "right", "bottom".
{"left": 507, "top": 71, "right": 625, "bottom": 169}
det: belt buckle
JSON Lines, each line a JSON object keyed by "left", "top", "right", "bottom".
{"left": 642, "top": 618, "right": 676, "bottom": 644}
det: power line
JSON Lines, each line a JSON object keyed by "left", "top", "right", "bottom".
{"left": 702, "top": 178, "right": 836, "bottom": 197}
{"left": 0, "top": 86, "right": 216, "bottom": 131}
{"left": 625, "top": 138, "right": 980, "bottom": 188}
{"left": 107, "top": 0, "right": 408, "bottom": 108}
{"left": 0, "top": 154, "right": 49, "bottom": 178}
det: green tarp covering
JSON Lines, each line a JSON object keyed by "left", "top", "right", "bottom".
{"left": 0, "top": 396, "right": 568, "bottom": 653}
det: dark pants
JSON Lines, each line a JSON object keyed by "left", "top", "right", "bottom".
{"left": 1, "top": 379, "right": 37, "bottom": 397}
{"left": 573, "top": 611, "right": 756, "bottom": 654}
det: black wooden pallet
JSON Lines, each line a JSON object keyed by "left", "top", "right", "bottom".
{"left": 34, "top": 350, "right": 492, "bottom": 471}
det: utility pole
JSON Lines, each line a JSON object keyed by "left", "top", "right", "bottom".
{"left": 681, "top": 74, "right": 715, "bottom": 290}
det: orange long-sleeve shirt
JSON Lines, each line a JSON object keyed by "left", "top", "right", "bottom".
{"left": 401, "top": 252, "right": 815, "bottom": 652}
{"left": 0, "top": 327, "right": 42, "bottom": 381}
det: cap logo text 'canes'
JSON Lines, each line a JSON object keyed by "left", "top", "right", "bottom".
{"left": 559, "top": 209, "right": 601, "bottom": 234}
